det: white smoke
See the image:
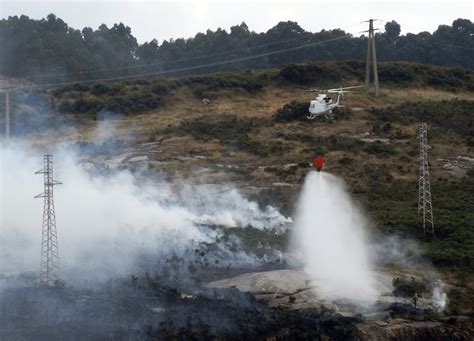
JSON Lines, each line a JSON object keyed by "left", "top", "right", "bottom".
{"left": 291, "top": 171, "right": 377, "bottom": 303}
{"left": 371, "top": 234, "right": 449, "bottom": 311}
{"left": 0, "top": 142, "right": 290, "bottom": 283}
{"left": 371, "top": 234, "right": 423, "bottom": 268}
{"left": 178, "top": 183, "right": 290, "bottom": 232}
{"left": 431, "top": 281, "right": 448, "bottom": 311}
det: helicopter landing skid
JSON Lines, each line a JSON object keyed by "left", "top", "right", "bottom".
{"left": 306, "top": 114, "right": 334, "bottom": 120}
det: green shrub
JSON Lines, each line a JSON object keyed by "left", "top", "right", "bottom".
{"left": 332, "top": 107, "right": 352, "bottom": 120}
{"left": 151, "top": 80, "right": 178, "bottom": 95}
{"left": 183, "top": 73, "right": 263, "bottom": 95}
{"left": 363, "top": 142, "right": 396, "bottom": 156}
{"left": 91, "top": 83, "right": 122, "bottom": 96}
{"left": 338, "top": 156, "right": 353, "bottom": 165}
{"left": 53, "top": 81, "right": 171, "bottom": 115}
{"left": 279, "top": 61, "right": 474, "bottom": 91}
{"left": 71, "top": 97, "right": 103, "bottom": 113}
{"left": 378, "top": 63, "right": 416, "bottom": 84}
{"left": 371, "top": 100, "right": 474, "bottom": 137}
{"left": 392, "top": 276, "right": 427, "bottom": 297}
{"left": 279, "top": 62, "right": 349, "bottom": 84}
{"left": 273, "top": 101, "right": 308, "bottom": 122}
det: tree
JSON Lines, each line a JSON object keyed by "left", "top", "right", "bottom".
{"left": 385, "top": 21, "right": 401, "bottom": 42}
{"left": 0, "top": 15, "right": 473, "bottom": 81}
{"left": 136, "top": 39, "right": 160, "bottom": 64}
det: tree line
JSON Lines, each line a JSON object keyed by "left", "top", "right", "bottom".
{"left": 0, "top": 14, "right": 473, "bottom": 84}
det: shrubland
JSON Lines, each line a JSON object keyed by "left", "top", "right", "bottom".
{"left": 8, "top": 60, "right": 474, "bottom": 271}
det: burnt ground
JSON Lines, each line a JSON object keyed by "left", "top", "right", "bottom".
{"left": 1, "top": 270, "right": 474, "bottom": 341}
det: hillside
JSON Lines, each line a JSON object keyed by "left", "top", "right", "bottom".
{"left": 5, "top": 61, "right": 473, "bottom": 270}
{"left": 2, "top": 61, "right": 474, "bottom": 325}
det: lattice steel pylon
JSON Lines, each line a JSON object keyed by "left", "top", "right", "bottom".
{"left": 418, "top": 123, "right": 434, "bottom": 236}
{"left": 35, "top": 155, "right": 62, "bottom": 286}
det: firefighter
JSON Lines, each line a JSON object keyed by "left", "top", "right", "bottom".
{"left": 412, "top": 293, "right": 419, "bottom": 308}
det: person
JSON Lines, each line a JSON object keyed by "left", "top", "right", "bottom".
{"left": 412, "top": 293, "right": 419, "bottom": 308}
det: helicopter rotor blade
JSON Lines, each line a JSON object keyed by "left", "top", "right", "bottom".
{"left": 289, "top": 88, "right": 322, "bottom": 93}
{"left": 327, "top": 85, "right": 365, "bottom": 92}
{"left": 292, "top": 85, "right": 322, "bottom": 92}
{"left": 327, "top": 89, "right": 352, "bottom": 94}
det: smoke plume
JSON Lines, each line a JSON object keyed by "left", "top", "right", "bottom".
{"left": 0, "top": 142, "right": 290, "bottom": 285}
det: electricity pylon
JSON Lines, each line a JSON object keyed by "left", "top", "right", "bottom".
{"left": 364, "top": 19, "right": 380, "bottom": 97}
{"left": 35, "top": 155, "right": 62, "bottom": 286}
{"left": 418, "top": 123, "right": 434, "bottom": 236}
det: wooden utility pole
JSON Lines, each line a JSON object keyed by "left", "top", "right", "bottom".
{"left": 364, "top": 19, "right": 379, "bottom": 97}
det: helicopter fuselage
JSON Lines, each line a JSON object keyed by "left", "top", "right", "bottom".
{"left": 305, "top": 85, "right": 363, "bottom": 120}
{"left": 307, "top": 93, "right": 340, "bottom": 119}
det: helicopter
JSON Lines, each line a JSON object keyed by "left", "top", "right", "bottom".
{"left": 307, "top": 86, "right": 364, "bottom": 119}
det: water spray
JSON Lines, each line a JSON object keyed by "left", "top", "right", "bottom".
{"left": 292, "top": 156, "right": 377, "bottom": 303}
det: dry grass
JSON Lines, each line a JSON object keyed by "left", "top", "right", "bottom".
{"left": 33, "top": 84, "right": 472, "bottom": 146}
{"left": 20, "top": 84, "right": 473, "bottom": 187}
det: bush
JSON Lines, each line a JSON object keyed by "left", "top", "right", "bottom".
{"left": 53, "top": 80, "right": 174, "bottom": 115}
{"left": 91, "top": 83, "right": 122, "bottom": 96}
{"left": 378, "top": 63, "right": 416, "bottom": 84}
{"left": 183, "top": 73, "right": 263, "bottom": 95}
{"left": 338, "top": 156, "right": 353, "bottom": 165}
{"left": 71, "top": 97, "right": 103, "bottom": 113}
{"left": 371, "top": 100, "right": 474, "bottom": 137}
{"left": 279, "top": 62, "right": 351, "bottom": 85}
{"left": 363, "top": 142, "right": 396, "bottom": 156}
{"left": 279, "top": 61, "right": 474, "bottom": 91}
{"left": 273, "top": 101, "right": 308, "bottom": 122}
{"left": 392, "top": 277, "right": 427, "bottom": 298}
{"left": 332, "top": 107, "right": 353, "bottom": 120}
{"left": 151, "top": 81, "right": 178, "bottom": 95}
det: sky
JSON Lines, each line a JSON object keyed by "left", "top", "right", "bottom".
{"left": 1, "top": 0, "right": 473, "bottom": 43}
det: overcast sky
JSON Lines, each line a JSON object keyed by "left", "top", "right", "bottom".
{"left": 1, "top": 0, "right": 473, "bottom": 43}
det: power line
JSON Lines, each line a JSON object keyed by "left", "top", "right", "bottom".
{"left": 24, "top": 35, "right": 335, "bottom": 80}
{"left": 4, "top": 34, "right": 351, "bottom": 91}
{"left": 3, "top": 21, "right": 471, "bottom": 91}
{"left": 24, "top": 22, "right": 365, "bottom": 81}
{"left": 424, "top": 41, "right": 474, "bottom": 51}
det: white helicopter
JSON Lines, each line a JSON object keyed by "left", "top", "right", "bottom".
{"left": 307, "top": 86, "right": 364, "bottom": 119}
